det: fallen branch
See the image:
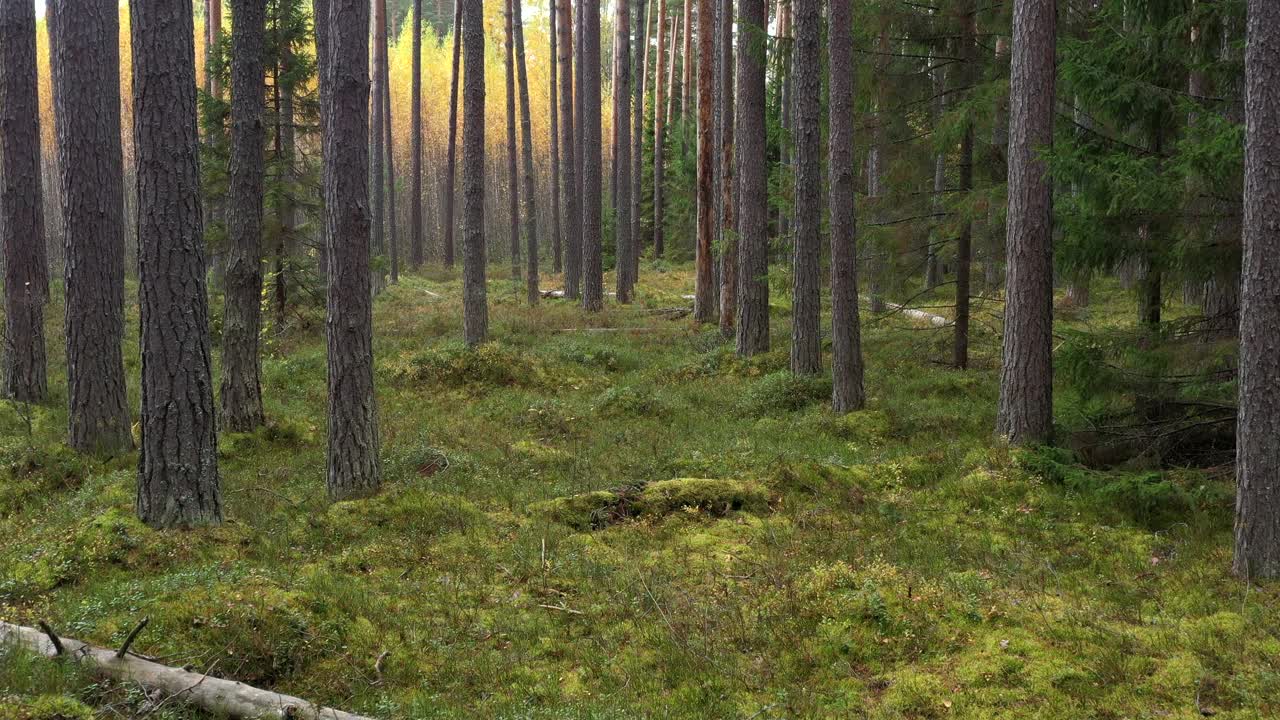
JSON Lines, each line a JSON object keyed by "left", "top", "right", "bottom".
{"left": 0, "top": 621, "right": 375, "bottom": 720}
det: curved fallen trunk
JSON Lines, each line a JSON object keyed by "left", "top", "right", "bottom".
{"left": 0, "top": 621, "right": 375, "bottom": 720}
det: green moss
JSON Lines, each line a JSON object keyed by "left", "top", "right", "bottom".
{"left": 877, "top": 668, "right": 949, "bottom": 718}
{"left": 594, "top": 385, "right": 673, "bottom": 419}
{"left": 530, "top": 491, "right": 624, "bottom": 531}
{"left": 0, "top": 695, "right": 94, "bottom": 720}
{"left": 389, "top": 341, "right": 546, "bottom": 390}
{"left": 633, "top": 478, "right": 769, "bottom": 517}
{"left": 739, "top": 371, "right": 833, "bottom": 415}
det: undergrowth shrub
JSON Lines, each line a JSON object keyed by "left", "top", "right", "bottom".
{"left": 0, "top": 444, "right": 91, "bottom": 516}
{"left": 390, "top": 342, "right": 545, "bottom": 389}
{"left": 739, "top": 372, "right": 833, "bottom": 415}
{"left": 595, "top": 385, "right": 673, "bottom": 419}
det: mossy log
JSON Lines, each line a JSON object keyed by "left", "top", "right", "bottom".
{"left": 0, "top": 621, "right": 375, "bottom": 720}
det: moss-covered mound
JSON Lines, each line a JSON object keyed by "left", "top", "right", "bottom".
{"left": 533, "top": 478, "right": 769, "bottom": 530}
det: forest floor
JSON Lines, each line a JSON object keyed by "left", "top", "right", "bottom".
{"left": 1, "top": 264, "right": 1276, "bottom": 719}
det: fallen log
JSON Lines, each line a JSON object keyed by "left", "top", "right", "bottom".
{"left": 0, "top": 621, "right": 376, "bottom": 720}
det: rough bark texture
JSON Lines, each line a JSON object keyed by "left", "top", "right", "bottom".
{"left": 734, "top": 0, "right": 768, "bottom": 356}
{"left": 550, "top": 3, "right": 562, "bottom": 274}
{"left": 953, "top": 2, "right": 976, "bottom": 370}
{"left": 382, "top": 30, "right": 398, "bottom": 284}
{"left": 995, "top": 0, "right": 1056, "bottom": 446}
{"left": 866, "top": 29, "right": 889, "bottom": 313}
{"left": 221, "top": 0, "right": 268, "bottom": 433}
{"left": 0, "top": 622, "right": 374, "bottom": 720}
{"left": 461, "top": 0, "right": 488, "bottom": 345}
{"left": 717, "top": 0, "right": 735, "bottom": 337}
{"left": 629, "top": 0, "right": 648, "bottom": 288}
{"left": 369, "top": 0, "right": 387, "bottom": 292}
{"left": 49, "top": 0, "right": 132, "bottom": 454}
{"left": 615, "top": 0, "right": 634, "bottom": 303}
{"left": 131, "top": 0, "right": 222, "bottom": 528}
{"left": 558, "top": 0, "right": 581, "bottom": 297}
{"left": 926, "top": 53, "right": 946, "bottom": 291}
{"left": 691, "top": 0, "right": 715, "bottom": 321}
{"left": 828, "top": 0, "right": 863, "bottom": 412}
{"left": 680, "top": 0, "right": 692, "bottom": 127}
{"left": 410, "top": 0, "right": 424, "bottom": 267}
{"left": 1234, "top": 0, "right": 1280, "bottom": 580}
{"left": 443, "top": 0, "right": 461, "bottom": 267}
{"left": 653, "top": 0, "right": 667, "bottom": 259}
{"left": 513, "top": 0, "right": 538, "bottom": 303}
{"left": 581, "top": 0, "right": 604, "bottom": 312}
{"left": 0, "top": 0, "right": 48, "bottom": 403}
{"left": 573, "top": 0, "right": 585, "bottom": 295}
{"left": 788, "top": 0, "right": 820, "bottom": 374}
{"left": 986, "top": 35, "right": 1009, "bottom": 291}
{"left": 323, "top": 0, "right": 382, "bottom": 500}
{"left": 312, "top": 0, "right": 331, "bottom": 282}
{"left": 503, "top": 0, "right": 521, "bottom": 281}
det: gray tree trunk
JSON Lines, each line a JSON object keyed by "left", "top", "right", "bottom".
{"left": 513, "top": 0, "right": 538, "bottom": 303}
{"left": 615, "top": 0, "right": 634, "bottom": 303}
{"left": 461, "top": 0, "right": 489, "bottom": 344}
{"left": 558, "top": 0, "right": 581, "bottom": 298}
{"left": 550, "top": 2, "right": 562, "bottom": 273}
{"left": 130, "top": 0, "right": 222, "bottom": 527}
{"left": 995, "top": 0, "right": 1056, "bottom": 446}
{"left": 653, "top": 0, "right": 667, "bottom": 260}
{"left": 717, "top": 0, "right": 736, "bottom": 338}
{"left": 1234, "top": 0, "right": 1280, "bottom": 580}
{"left": 312, "top": 0, "right": 331, "bottom": 284}
{"left": 323, "top": 0, "right": 382, "bottom": 500}
{"left": 789, "top": 0, "right": 819, "bottom": 374}
{"left": 443, "top": 0, "right": 461, "bottom": 267}
{"left": 503, "top": 0, "right": 520, "bottom": 281}
{"left": 369, "top": 0, "right": 387, "bottom": 293}
{"left": 734, "top": 0, "right": 768, "bottom": 356}
{"left": 49, "top": 0, "right": 132, "bottom": 454}
{"left": 410, "top": 0, "right": 424, "bottom": 267}
{"left": 630, "top": 0, "right": 648, "bottom": 288}
{"left": 693, "top": 0, "right": 715, "bottom": 322}
{"left": 0, "top": 0, "right": 48, "bottom": 403}
{"left": 221, "top": 0, "right": 268, "bottom": 433}
{"left": 581, "top": 0, "right": 604, "bottom": 312}
{"left": 953, "top": 2, "right": 975, "bottom": 370}
{"left": 828, "top": 0, "right": 863, "bottom": 412}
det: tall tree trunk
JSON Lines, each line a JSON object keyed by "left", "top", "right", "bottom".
{"left": 549, "top": 2, "right": 562, "bottom": 273}
{"left": 209, "top": 0, "right": 223, "bottom": 97}
{"left": 995, "top": 0, "right": 1056, "bottom": 446}
{"left": 635, "top": 0, "right": 653, "bottom": 270}
{"left": 680, "top": 0, "right": 692, "bottom": 127}
{"left": 926, "top": 50, "right": 946, "bottom": 291}
{"left": 775, "top": 0, "right": 791, "bottom": 242}
{"left": 666, "top": 11, "right": 680, "bottom": 127}
{"left": 866, "top": 27, "right": 889, "bottom": 313}
{"left": 692, "top": 0, "right": 715, "bottom": 321}
{"left": 1235, "top": 0, "right": 1280, "bottom": 579}
{"left": 735, "top": 0, "right": 768, "bottom": 356}
{"left": 953, "top": 1, "right": 975, "bottom": 370}
{"left": 461, "top": 0, "right": 489, "bottom": 344}
{"left": 49, "top": 0, "right": 131, "bottom": 453}
{"left": 829, "top": 0, "right": 863, "bottom": 412}
{"left": 443, "top": 0, "right": 462, "bottom": 267}
{"left": 558, "top": 0, "right": 580, "bottom": 295}
{"left": 382, "top": 41, "right": 399, "bottom": 284}
{"left": 986, "top": 35, "right": 1009, "bottom": 291}
{"left": 130, "top": 0, "right": 222, "bottom": 527}
{"left": 0, "top": 0, "right": 48, "bottom": 403}
{"left": 513, "top": 0, "right": 538, "bottom": 303}
{"left": 717, "top": 0, "right": 735, "bottom": 337}
{"left": 573, "top": 0, "right": 585, "bottom": 296}
{"left": 581, "top": 0, "right": 604, "bottom": 312}
{"left": 788, "top": 0, "right": 819, "bottom": 373}
{"left": 221, "top": 0, "right": 268, "bottom": 432}
{"left": 370, "top": 0, "right": 387, "bottom": 293}
{"left": 410, "top": 0, "right": 424, "bottom": 267}
{"left": 312, "top": 0, "right": 331, "bottom": 284}
{"left": 653, "top": 0, "right": 668, "bottom": 259}
{"left": 323, "top": 0, "right": 382, "bottom": 500}
{"left": 503, "top": 0, "right": 521, "bottom": 281}
{"left": 615, "top": 0, "right": 634, "bottom": 303}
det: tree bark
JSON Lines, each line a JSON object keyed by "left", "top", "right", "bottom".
{"left": 573, "top": 0, "right": 585, "bottom": 296}
{"left": 0, "top": 0, "right": 48, "bottom": 403}
{"left": 513, "top": 0, "right": 538, "bottom": 303}
{"left": 461, "top": 0, "right": 489, "bottom": 344}
{"left": 953, "top": 1, "right": 976, "bottom": 370}
{"left": 653, "top": 0, "right": 668, "bottom": 259}
{"left": 410, "top": 0, "right": 424, "bottom": 267}
{"left": 312, "top": 0, "right": 331, "bottom": 283}
{"left": 680, "top": 0, "right": 693, "bottom": 129}
{"left": 503, "top": 0, "right": 521, "bottom": 281}
{"left": 131, "top": 0, "right": 222, "bottom": 527}
{"left": 995, "top": 0, "right": 1056, "bottom": 446}
{"left": 382, "top": 21, "right": 399, "bottom": 284}
{"left": 615, "top": 0, "right": 634, "bottom": 303}
{"left": 866, "top": 28, "right": 889, "bottom": 314}
{"left": 631, "top": 0, "right": 650, "bottom": 285}
{"left": 443, "top": 0, "right": 462, "bottom": 267}
{"left": 1234, "top": 0, "right": 1280, "bottom": 580}
{"left": 221, "top": 0, "right": 268, "bottom": 433}
{"left": 549, "top": 1, "right": 562, "bottom": 273}
{"left": 49, "top": 0, "right": 132, "bottom": 453}
{"left": 323, "top": 0, "right": 382, "bottom": 500}
{"left": 735, "top": 0, "right": 768, "bottom": 356}
{"left": 829, "top": 0, "right": 863, "bottom": 412}
{"left": 717, "top": 0, "right": 735, "bottom": 337}
{"left": 558, "top": 0, "right": 581, "bottom": 296}
{"left": 581, "top": 0, "right": 604, "bottom": 312}
{"left": 986, "top": 35, "right": 1009, "bottom": 291}
{"left": 692, "top": 0, "right": 715, "bottom": 321}
{"left": 369, "top": 0, "right": 387, "bottom": 293}
{"left": 789, "top": 0, "right": 819, "bottom": 373}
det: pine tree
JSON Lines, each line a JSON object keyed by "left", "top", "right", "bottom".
{"left": 615, "top": 0, "right": 634, "bottom": 303}
{"left": 410, "top": 0, "right": 424, "bottom": 267}
{"left": 550, "top": 1, "right": 563, "bottom": 274}
{"left": 692, "top": 0, "right": 715, "bottom": 322}
{"left": 131, "top": 0, "right": 222, "bottom": 527}
{"left": 513, "top": 0, "right": 538, "bottom": 303}
{"left": 558, "top": 0, "right": 581, "bottom": 297}
{"left": 828, "top": 0, "right": 863, "bottom": 412}
{"left": 503, "top": 0, "right": 520, "bottom": 281}
{"left": 442, "top": 0, "right": 462, "bottom": 267}
{"left": 49, "top": 0, "right": 133, "bottom": 454}
{"left": 789, "top": 0, "right": 820, "bottom": 374}
{"left": 735, "top": 0, "right": 768, "bottom": 356}
{"left": 581, "top": 0, "right": 604, "bottom": 312}
{"left": 653, "top": 0, "right": 668, "bottom": 260}
{"left": 461, "top": 0, "right": 489, "bottom": 344}
{"left": 717, "top": 0, "right": 736, "bottom": 338}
